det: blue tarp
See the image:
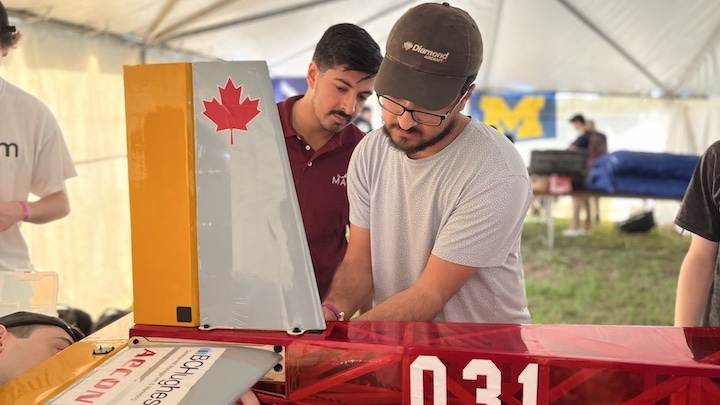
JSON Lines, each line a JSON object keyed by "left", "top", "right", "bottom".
{"left": 585, "top": 151, "right": 700, "bottom": 198}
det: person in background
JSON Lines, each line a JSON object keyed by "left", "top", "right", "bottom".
{"left": 57, "top": 306, "right": 93, "bottom": 336}
{"left": 0, "top": 0, "right": 77, "bottom": 271}
{"left": 563, "top": 113, "right": 607, "bottom": 236}
{"left": 585, "top": 119, "right": 607, "bottom": 223}
{"left": 276, "top": 23, "right": 382, "bottom": 299}
{"left": 0, "top": 311, "right": 84, "bottom": 385}
{"left": 90, "top": 307, "right": 130, "bottom": 334}
{"left": 674, "top": 140, "right": 720, "bottom": 327}
{"left": 354, "top": 106, "right": 374, "bottom": 133}
{"left": 321, "top": 3, "right": 532, "bottom": 323}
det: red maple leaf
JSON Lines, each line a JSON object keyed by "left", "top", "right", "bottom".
{"left": 202, "top": 78, "right": 261, "bottom": 145}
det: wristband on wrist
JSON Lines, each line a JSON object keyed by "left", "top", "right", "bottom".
{"left": 321, "top": 303, "right": 345, "bottom": 321}
{"left": 18, "top": 201, "right": 30, "bottom": 222}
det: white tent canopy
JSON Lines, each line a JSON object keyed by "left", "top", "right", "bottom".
{"left": 6, "top": 0, "right": 720, "bottom": 97}
{"left": 2, "top": 0, "right": 720, "bottom": 319}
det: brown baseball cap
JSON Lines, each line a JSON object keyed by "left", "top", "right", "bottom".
{"left": 374, "top": 2, "right": 483, "bottom": 110}
{"left": 0, "top": 311, "right": 85, "bottom": 342}
{"left": 0, "top": 1, "right": 16, "bottom": 34}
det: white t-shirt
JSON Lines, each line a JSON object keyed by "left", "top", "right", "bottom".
{"left": 0, "top": 77, "right": 76, "bottom": 271}
{"left": 348, "top": 119, "right": 532, "bottom": 323}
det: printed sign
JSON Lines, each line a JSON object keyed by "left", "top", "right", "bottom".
{"left": 49, "top": 347, "right": 224, "bottom": 405}
{"left": 120, "top": 347, "right": 225, "bottom": 404}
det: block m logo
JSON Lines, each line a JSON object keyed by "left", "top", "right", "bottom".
{"left": 470, "top": 92, "right": 556, "bottom": 140}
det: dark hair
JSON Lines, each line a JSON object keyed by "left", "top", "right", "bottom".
{"left": 58, "top": 307, "right": 94, "bottom": 336}
{"left": 312, "top": 23, "right": 382, "bottom": 78}
{"left": 0, "top": 0, "right": 20, "bottom": 49}
{"left": 7, "top": 323, "right": 84, "bottom": 342}
{"left": 569, "top": 114, "right": 586, "bottom": 125}
{"left": 460, "top": 74, "right": 477, "bottom": 97}
{"left": 6, "top": 324, "right": 41, "bottom": 339}
{"left": 91, "top": 308, "right": 130, "bottom": 334}
{"left": 0, "top": 311, "right": 85, "bottom": 342}
{"left": 0, "top": 31, "right": 19, "bottom": 49}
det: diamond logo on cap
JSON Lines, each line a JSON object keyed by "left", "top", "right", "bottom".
{"left": 403, "top": 42, "right": 413, "bottom": 51}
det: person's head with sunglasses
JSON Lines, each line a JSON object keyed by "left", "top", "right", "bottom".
{"left": 373, "top": 2, "right": 482, "bottom": 159}
{"left": 0, "top": 311, "right": 85, "bottom": 385}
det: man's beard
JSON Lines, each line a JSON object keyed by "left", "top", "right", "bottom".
{"left": 382, "top": 115, "right": 458, "bottom": 155}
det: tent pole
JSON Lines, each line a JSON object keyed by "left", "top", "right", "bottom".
{"left": 144, "top": 0, "right": 182, "bottom": 42}
{"left": 557, "top": 0, "right": 672, "bottom": 97}
{"left": 153, "top": 0, "right": 337, "bottom": 46}
{"left": 267, "top": 0, "right": 416, "bottom": 71}
{"left": 673, "top": 20, "right": 720, "bottom": 94}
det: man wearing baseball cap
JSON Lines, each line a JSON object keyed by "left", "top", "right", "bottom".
{"left": 322, "top": 3, "right": 532, "bottom": 323}
{"left": 0, "top": 311, "right": 84, "bottom": 385}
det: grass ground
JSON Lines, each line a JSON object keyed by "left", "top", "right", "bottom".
{"left": 521, "top": 218, "right": 690, "bottom": 326}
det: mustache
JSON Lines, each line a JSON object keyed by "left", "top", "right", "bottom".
{"left": 330, "top": 110, "right": 352, "bottom": 121}
{"left": 385, "top": 122, "right": 421, "bottom": 135}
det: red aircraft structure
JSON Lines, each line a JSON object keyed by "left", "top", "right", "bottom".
{"left": 130, "top": 321, "right": 720, "bottom": 405}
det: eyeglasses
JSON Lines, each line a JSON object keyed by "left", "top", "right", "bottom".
{"left": 377, "top": 92, "right": 467, "bottom": 127}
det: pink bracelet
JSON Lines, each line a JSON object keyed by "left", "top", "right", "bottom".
{"left": 18, "top": 201, "right": 30, "bottom": 221}
{"left": 321, "top": 303, "right": 345, "bottom": 321}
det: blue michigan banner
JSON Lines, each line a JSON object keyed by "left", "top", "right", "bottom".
{"left": 470, "top": 91, "right": 556, "bottom": 141}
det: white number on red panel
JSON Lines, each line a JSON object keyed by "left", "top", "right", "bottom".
{"left": 410, "top": 356, "right": 539, "bottom": 405}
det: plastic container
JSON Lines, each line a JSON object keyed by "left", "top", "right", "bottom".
{"left": 0, "top": 271, "right": 58, "bottom": 317}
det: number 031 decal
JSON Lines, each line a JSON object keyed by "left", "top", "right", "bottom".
{"left": 410, "top": 356, "right": 539, "bottom": 405}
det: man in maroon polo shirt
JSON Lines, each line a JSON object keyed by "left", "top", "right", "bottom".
{"left": 277, "top": 24, "right": 382, "bottom": 299}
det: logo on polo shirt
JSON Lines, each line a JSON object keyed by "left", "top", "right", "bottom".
{"left": 332, "top": 173, "right": 347, "bottom": 187}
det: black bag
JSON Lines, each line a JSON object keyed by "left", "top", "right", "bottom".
{"left": 529, "top": 150, "right": 588, "bottom": 189}
{"left": 617, "top": 210, "right": 655, "bottom": 233}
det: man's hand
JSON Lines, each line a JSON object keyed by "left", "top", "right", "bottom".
{"left": 236, "top": 390, "right": 260, "bottom": 405}
{"left": 0, "top": 201, "right": 24, "bottom": 232}
{"left": 322, "top": 225, "right": 373, "bottom": 321}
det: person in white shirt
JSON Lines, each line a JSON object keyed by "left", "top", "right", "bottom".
{"left": 321, "top": 3, "right": 532, "bottom": 324}
{"left": 0, "top": 0, "right": 76, "bottom": 271}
